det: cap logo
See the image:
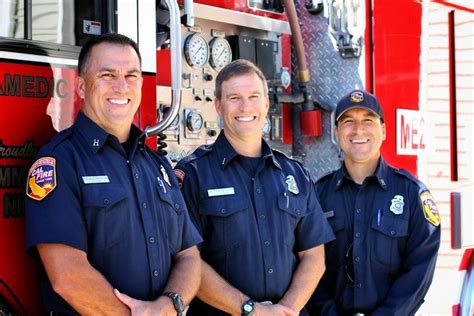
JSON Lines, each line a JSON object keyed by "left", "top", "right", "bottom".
{"left": 350, "top": 91, "right": 364, "bottom": 103}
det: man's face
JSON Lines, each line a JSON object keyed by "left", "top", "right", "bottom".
{"left": 335, "top": 107, "right": 386, "bottom": 165}
{"left": 76, "top": 43, "right": 143, "bottom": 135}
{"left": 215, "top": 72, "right": 269, "bottom": 142}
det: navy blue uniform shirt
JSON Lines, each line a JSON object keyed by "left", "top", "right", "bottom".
{"left": 307, "top": 158, "right": 440, "bottom": 316}
{"left": 175, "top": 132, "right": 334, "bottom": 315}
{"left": 25, "top": 112, "right": 202, "bottom": 313}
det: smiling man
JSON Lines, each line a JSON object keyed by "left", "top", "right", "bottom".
{"left": 307, "top": 90, "right": 441, "bottom": 316}
{"left": 25, "top": 33, "right": 202, "bottom": 315}
{"left": 174, "top": 59, "right": 334, "bottom": 316}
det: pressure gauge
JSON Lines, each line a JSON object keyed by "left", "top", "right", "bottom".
{"left": 184, "top": 33, "right": 209, "bottom": 68}
{"left": 186, "top": 110, "right": 204, "bottom": 132}
{"left": 209, "top": 37, "right": 232, "bottom": 71}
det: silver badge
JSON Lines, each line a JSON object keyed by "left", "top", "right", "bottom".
{"left": 285, "top": 175, "right": 299, "bottom": 195}
{"left": 390, "top": 195, "right": 404, "bottom": 215}
{"left": 160, "top": 165, "right": 171, "bottom": 187}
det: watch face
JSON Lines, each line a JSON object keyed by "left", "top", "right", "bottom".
{"left": 243, "top": 304, "right": 253, "bottom": 312}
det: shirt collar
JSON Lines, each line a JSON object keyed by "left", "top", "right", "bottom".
{"left": 75, "top": 111, "right": 146, "bottom": 154}
{"left": 214, "top": 132, "right": 281, "bottom": 170}
{"left": 334, "top": 157, "right": 388, "bottom": 191}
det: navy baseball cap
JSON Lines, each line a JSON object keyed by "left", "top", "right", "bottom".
{"left": 335, "top": 90, "right": 384, "bottom": 123}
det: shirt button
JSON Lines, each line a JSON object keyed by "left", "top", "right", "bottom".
{"left": 220, "top": 209, "right": 226, "bottom": 214}
{"left": 356, "top": 283, "right": 362, "bottom": 289}
{"left": 256, "top": 188, "right": 262, "bottom": 194}
{"left": 356, "top": 209, "right": 361, "bottom": 214}
{"left": 142, "top": 202, "right": 147, "bottom": 209}
{"left": 174, "top": 203, "right": 180, "bottom": 210}
{"left": 134, "top": 173, "right": 139, "bottom": 179}
{"left": 268, "top": 268, "right": 274, "bottom": 274}
{"left": 390, "top": 230, "right": 396, "bottom": 235}
{"left": 296, "top": 209, "right": 301, "bottom": 215}
{"left": 153, "top": 270, "right": 159, "bottom": 277}
{"left": 354, "top": 256, "right": 360, "bottom": 263}
{"left": 103, "top": 198, "right": 110, "bottom": 205}
{"left": 149, "top": 236, "right": 155, "bottom": 244}
{"left": 126, "top": 160, "right": 130, "bottom": 164}
{"left": 264, "top": 240, "right": 271, "bottom": 246}
{"left": 355, "top": 232, "right": 361, "bottom": 238}
{"left": 259, "top": 214, "right": 266, "bottom": 219}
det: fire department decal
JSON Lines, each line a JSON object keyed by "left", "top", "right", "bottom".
{"left": 420, "top": 191, "right": 440, "bottom": 227}
{"left": 26, "top": 157, "right": 57, "bottom": 201}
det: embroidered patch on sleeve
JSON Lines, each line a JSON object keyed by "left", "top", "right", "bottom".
{"left": 420, "top": 191, "right": 440, "bottom": 227}
{"left": 173, "top": 168, "right": 185, "bottom": 188}
{"left": 26, "top": 157, "right": 57, "bottom": 201}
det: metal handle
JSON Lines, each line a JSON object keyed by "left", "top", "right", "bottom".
{"left": 145, "top": 0, "right": 183, "bottom": 137}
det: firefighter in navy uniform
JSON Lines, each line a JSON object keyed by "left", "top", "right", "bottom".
{"left": 174, "top": 60, "right": 335, "bottom": 316}
{"left": 25, "top": 33, "right": 202, "bottom": 315}
{"left": 307, "top": 90, "right": 441, "bottom": 316}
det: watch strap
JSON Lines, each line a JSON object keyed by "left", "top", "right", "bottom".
{"left": 163, "top": 291, "right": 185, "bottom": 315}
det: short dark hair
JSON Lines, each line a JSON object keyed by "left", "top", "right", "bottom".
{"left": 215, "top": 59, "right": 267, "bottom": 100}
{"left": 78, "top": 33, "right": 142, "bottom": 76}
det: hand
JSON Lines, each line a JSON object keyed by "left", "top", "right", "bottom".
{"left": 254, "top": 302, "right": 299, "bottom": 316}
{"left": 114, "top": 289, "right": 176, "bottom": 316}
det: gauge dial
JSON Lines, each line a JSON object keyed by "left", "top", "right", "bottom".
{"left": 209, "top": 37, "right": 232, "bottom": 71}
{"left": 184, "top": 33, "right": 209, "bottom": 68}
{"left": 186, "top": 111, "right": 204, "bottom": 132}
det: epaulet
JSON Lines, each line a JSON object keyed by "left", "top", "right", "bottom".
{"left": 272, "top": 148, "right": 304, "bottom": 165}
{"left": 178, "top": 144, "right": 213, "bottom": 165}
{"left": 316, "top": 170, "right": 338, "bottom": 184}
{"left": 394, "top": 168, "right": 428, "bottom": 192}
{"left": 38, "top": 127, "right": 74, "bottom": 153}
{"left": 174, "top": 144, "right": 213, "bottom": 188}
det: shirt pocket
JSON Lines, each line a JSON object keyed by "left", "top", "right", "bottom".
{"left": 198, "top": 195, "right": 247, "bottom": 252}
{"left": 371, "top": 215, "right": 409, "bottom": 271}
{"left": 277, "top": 194, "right": 308, "bottom": 247}
{"left": 82, "top": 184, "right": 129, "bottom": 249}
{"left": 155, "top": 184, "right": 184, "bottom": 254}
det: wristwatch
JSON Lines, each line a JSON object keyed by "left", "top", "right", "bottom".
{"left": 163, "top": 291, "right": 185, "bottom": 316}
{"left": 241, "top": 298, "right": 256, "bottom": 316}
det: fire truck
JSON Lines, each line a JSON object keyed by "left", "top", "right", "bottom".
{"left": 0, "top": 0, "right": 472, "bottom": 314}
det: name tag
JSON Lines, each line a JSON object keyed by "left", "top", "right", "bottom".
{"left": 82, "top": 175, "right": 110, "bottom": 184}
{"left": 324, "top": 210, "right": 334, "bottom": 218}
{"left": 208, "top": 187, "right": 235, "bottom": 197}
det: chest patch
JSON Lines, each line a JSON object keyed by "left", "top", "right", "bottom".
{"left": 420, "top": 191, "right": 441, "bottom": 226}
{"left": 26, "top": 157, "right": 57, "bottom": 201}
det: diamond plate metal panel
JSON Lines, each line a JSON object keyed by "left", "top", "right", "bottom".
{"left": 269, "top": 0, "right": 365, "bottom": 181}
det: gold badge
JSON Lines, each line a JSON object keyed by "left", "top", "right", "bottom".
{"left": 390, "top": 195, "right": 404, "bottom": 215}
{"left": 285, "top": 175, "right": 299, "bottom": 195}
{"left": 160, "top": 165, "right": 171, "bottom": 187}
{"left": 420, "top": 191, "right": 440, "bottom": 226}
